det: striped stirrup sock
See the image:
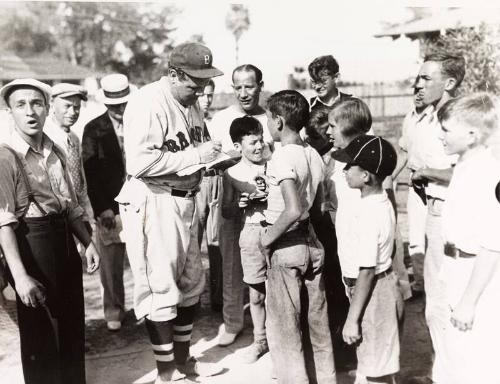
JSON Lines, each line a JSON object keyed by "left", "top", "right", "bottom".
{"left": 173, "top": 323, "right": 193, "bottom": 342}
{"left": 145, "top": 319, "right": 174, "bottom": 362}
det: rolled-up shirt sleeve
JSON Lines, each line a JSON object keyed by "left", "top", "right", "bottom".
{"left": 0, "top": 154, "right": 20, "bottom": 227}
{"left": 123, "top": 94, "right": 201, "bottom": 178}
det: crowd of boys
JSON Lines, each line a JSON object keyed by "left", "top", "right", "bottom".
{"left": 0, "top": 40, "right": 499, "bottom": 384}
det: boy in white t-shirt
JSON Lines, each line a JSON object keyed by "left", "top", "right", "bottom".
{"left": 331, "top": 135, "right": 403, "bottom": 384}
{"left": 221, "top": 116, "right": 270, "bottom": 364}
{"left": 258, "top": 90, "right": 335, "bottom": 384}
{"left": 437, "top": 93, "right": 500, "bottom": 384}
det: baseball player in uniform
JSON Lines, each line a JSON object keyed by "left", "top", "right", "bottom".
{"left": 115, "top": 42, "right": 223, "bottom": 383}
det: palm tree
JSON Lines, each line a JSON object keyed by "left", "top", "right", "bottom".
{"left": 225, "top": 4, "right": 250, "bottom": 65}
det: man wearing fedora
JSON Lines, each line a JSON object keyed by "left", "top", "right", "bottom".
{"left": 82, "top": 74, "right": 130, "bottom": 331}
{"left": 116, "top": 42, "right": 224, "bottom": 383}
{"left": 0, "top": 78, "right": 99, "bottom": 384}
{"left": 44, "top": 83, "right": 94, "bottom": 228}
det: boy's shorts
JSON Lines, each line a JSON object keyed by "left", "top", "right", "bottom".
{"left": 239, "top": 223, "right": 267, "bottom": 285}
{"left": 346, "top": 271, "right": 404, "bottom": 378}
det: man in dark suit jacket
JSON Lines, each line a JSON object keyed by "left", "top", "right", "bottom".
{"left": 82, "top": 74, "right": 131, "bottom": 331}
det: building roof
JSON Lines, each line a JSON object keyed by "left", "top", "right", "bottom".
{"left": 375, "top": 8, "right": 500, "bottom": 39}
{"left": 0, "top": 50, "right": 96, "bottom": 81}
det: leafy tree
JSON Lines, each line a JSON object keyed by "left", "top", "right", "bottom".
{"left": 0, "top": 2, "right": 58, "bottom": 54}
{"left": 0, "top": 2, "right": 178, "bottom": 85}
{"left": 424, "top": 23, "right": 500, "bottom": 94}
{"left": 225, "top": 4, "right": 250, "bottom": 65}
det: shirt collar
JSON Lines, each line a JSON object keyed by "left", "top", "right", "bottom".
{"left": 310, "top": 92, "right": 341, "bottom": 108}
{"left": 107, "top": 112, "right": 121, "bottom": 130}
{"left": 412, "top": 104, "right": 435, "bottom": 123}
{"left": 10, "top": 129, "right": 53, "bottom": 158}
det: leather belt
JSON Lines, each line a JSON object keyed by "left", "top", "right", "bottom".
{"left": 444, "top": 242, "right": 476, "bottom": 259}
{"left": 170, "top": 188, "right": 198, "bottom": 198}
{"left": 343, "top": 267, "right": 393, "bottom": 288}
{"left": 260, "top": 218, "right": 310, "bottom": 232}
{"left": 204, "top": 169, "right": 221, "bottom": 177}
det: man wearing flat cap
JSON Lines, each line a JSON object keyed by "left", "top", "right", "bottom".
{"left": 116, "top": 42, "right": 224, "bottom": 382}
{"left": 0, "top": 78, "right": 99, "bottom": 384}
{"left": 82, "top": 73, "right": 131, "bottom": 331}
{"left": 44, "top": 83, "right": 94, "bottom": 228}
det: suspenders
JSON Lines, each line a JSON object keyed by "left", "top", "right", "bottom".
{"left": 0, "top": 144, "right": 48, "bottom": 217}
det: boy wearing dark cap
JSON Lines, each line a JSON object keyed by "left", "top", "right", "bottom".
{"left": 332, "top": 135, "right": 403, "bottom": 384}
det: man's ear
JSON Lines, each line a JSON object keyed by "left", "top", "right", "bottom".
{"left": 168, "top": 68, "right": 179, "bottom": 82}
{"left": 333, "top": 72, "right": 340, "bottom": 82}
{"left": 444, "top": 77, "right": 457, "bottom": 92}
{"left": 258, "top": 81, "right": 264, "bottom": 89}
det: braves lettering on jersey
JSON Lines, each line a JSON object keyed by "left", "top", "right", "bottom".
{"left": 121, "top": 76, "right": 207, "bottom": 191}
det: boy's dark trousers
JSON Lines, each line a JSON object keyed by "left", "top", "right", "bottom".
{"left": 265, "top": 223, "right": 336, "bottom": 384}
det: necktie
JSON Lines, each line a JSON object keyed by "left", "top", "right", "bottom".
{"left": 66, "top": 134, "right": 83, "bottom": 194}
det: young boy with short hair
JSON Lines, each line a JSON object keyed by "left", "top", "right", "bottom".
{"left": 221, "top": 115, "right": 269, "bottom": 364}
{"left": 437, "top": 93, "right": 500, "bottom": 384}
{"left": 331, "top": 135, "right": 403, "bottom": 384}
{"left": 259, "top": 90, "right": 336, "bottom": 384}
{"left": 308, "top": 54, "right": 351, "bottom": 113}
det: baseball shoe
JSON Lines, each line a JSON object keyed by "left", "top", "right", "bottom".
{"left": 154, "top": 366, "right": 187, "bottom": 383}
{"left": 177, "top": 356, "right": 223, "bottom": 377}
{"left": 107, "top": 320, "right": 121, "bottom": 331}
{"left": 239, "top": 339, "right": 269, "bottom": 364}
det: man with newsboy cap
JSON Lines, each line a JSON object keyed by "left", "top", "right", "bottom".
{"left": 44, "top": 83, "right": 94, "bottom": 228}
{"left": 0, "top": 78, "right": 99, "bottom": 384}
{"left": 115, "top": 42, "right": 224, "bottom": 382}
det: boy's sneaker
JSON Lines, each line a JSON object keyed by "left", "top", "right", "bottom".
{"left": 177, "top": 356, "right": 223, "bottom": 377}
{"left": 239, "top": 339, "right": 269, "bottom": 364}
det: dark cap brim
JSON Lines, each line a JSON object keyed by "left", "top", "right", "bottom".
{"left": 331, "top": 148, "right": 353, "bottom": 164}
{"left": 182, "top": 66, "right": 224, "bottom": 79}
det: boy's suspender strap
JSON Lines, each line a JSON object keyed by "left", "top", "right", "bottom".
{"left": 0, "top": 144, "right": 48, "bottom": 217}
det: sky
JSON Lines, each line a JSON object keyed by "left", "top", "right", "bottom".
{"left": 168, "top": 0, "right": 500, "bottom": 92}
{"left": 169, "top": 1, "right": 421, "bottom": 92}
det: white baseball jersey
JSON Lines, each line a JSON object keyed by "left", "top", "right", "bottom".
{"left": 122, "top": 76, "right": 207, "bottom": 191}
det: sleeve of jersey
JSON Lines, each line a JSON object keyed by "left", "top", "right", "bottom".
{"left": 123, "top": 97, "right": 201, "bottom": 178}
{"left": 355, "top": 212, "right": 379, "bottom": 268}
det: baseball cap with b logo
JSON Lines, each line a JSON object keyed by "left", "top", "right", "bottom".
{"left": 169, "top": 42, "right": 223, "bottom": 79}
{"left": 331, "top": 135, "right": 397, "bottom": 178}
